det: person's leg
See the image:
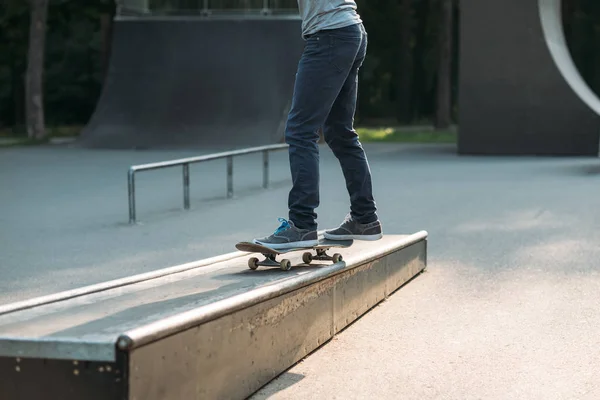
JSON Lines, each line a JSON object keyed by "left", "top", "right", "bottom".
{"left": 254, "top": 25, "right": 364, "bottom": 248}
{"left": 323, "top": 24, "right": 383, "bottom": 241}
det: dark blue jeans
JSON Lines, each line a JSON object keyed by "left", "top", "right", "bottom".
{"left": 285, "top": 22, "right": 378, "bottom": 231}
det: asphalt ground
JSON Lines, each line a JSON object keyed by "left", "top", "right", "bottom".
{"left": 2, "top": 142, "right": 599, "bottom": 399}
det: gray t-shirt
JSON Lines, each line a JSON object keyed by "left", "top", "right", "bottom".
{"left": 297, "top": 0, "right": 362, "bottom": 38}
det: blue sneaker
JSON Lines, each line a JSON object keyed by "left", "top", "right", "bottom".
{"left": 253, "top": 218, "right": 319, "bottom": 250}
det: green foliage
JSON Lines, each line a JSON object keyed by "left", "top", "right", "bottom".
{"left": 353, "top": 0, "right": 403, "bottom": 119}
{"left": 44, "top": 1, "right": 105, "bottom": 125}
{"left": 355, "top": 0, "right": 459, "bottom": 124}
{"left": 564, "top": 0, "right": 600, "bottom": 96}
{"left": 0, "top": 0, "right": 29, "bottom": 130}
{"left": 357, "top": 126, "right": 457, "bottom": 143}
{"left": 0, "top": 0, "right": 115, "bottom": 131}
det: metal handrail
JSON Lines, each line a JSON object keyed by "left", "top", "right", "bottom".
{"left": 127, "top": 143, "right": 288, "bottom": 223}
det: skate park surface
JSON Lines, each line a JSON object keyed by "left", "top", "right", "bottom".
{"left": 1, "top": 141, "right": 600, "bottom": 398}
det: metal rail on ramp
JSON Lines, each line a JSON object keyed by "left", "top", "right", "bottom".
{"left": 0, "top": 232, "right": 427, "bottom": 400}
{"left": 127, "top": 143, "right": 288, "bottom": 224}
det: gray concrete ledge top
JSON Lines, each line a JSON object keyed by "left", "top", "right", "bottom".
{"left": 0, "top": 232, "right": 427, "bottom": 362}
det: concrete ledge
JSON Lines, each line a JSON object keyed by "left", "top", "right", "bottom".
{"left": 0, "top": 251, "right": 248, "bottom": 316}
{"left": 0, "top": 232, "right": 427, "bottom": 400}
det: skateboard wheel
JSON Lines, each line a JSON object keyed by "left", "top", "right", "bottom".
{"left": 248, "top": 257, "right": 259, "bottom": 270}
{"left": 280, "top": 259, "right": 292, "bottom": 271}
{"left": 332, "top": 253, "right": 343, "bottom": 263}
{"left": 302, "top": 252, "right": 313, "bottom": 264}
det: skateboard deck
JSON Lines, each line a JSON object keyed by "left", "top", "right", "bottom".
{"left": 235, "top": 239, "right": 353, "bottom": 271}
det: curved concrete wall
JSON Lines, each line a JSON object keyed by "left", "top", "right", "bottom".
{"left": 539, "top": 0, "right": 600, "bottom": 116}
{"left": 458, "top": 0, "right": 600, "bottom": 156}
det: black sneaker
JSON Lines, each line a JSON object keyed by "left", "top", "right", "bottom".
{"left": 253, "top": 218, "right": 319, "bottom": 249}
{"left": 324, "top": 214, "right": 383, "bottom": 241}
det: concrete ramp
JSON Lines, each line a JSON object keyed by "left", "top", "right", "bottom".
{"left": 0, "top": 232, "right": 427, "bottom": 400}
{"left": 538, "top": 0, "right": 600, "bottom": 116}
{"left": 458, "top": 0, "right": 600, "bottom": 155}
{"left": 79, "top": 15, "right": 304, "bottom": 150}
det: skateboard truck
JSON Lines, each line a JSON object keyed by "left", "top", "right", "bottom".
{"left": 301, "top": 248, "right": 343, "bottom": 265}
{"left": 248, "top": 254, "right": 292, "bottom": 271}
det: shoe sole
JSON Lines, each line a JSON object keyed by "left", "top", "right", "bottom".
{"left": 252, "top": 239, "right": 320, "bottom": 250}
{"left": 323, "top": 232, "right": 383, "bottom": 241}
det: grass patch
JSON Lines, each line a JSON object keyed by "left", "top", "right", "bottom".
{"left": 1, "top": 124, "right": 457, "bottom": 147}
{"left": 0, "top": 125, "right": 83, "bottom": 138}
{"left": 0, "top": 137, "right": 38, "bottom": 147}
{"left": 0, "top": 136, "right": 51, "bottom": 147}
{"left": 48, "top": 125, "right": 84, "bottom": 137}
{"left": 0, "top": 125, "right": 82, "bottom": 147}
{"left": 357, "top": 126, "right": 457, "bottom": 143}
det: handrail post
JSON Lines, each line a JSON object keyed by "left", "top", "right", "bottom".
{"left": 227, "top": 156, "right": 233, "bottom": 198}
{"left": 262, "top": 150, "right": 269, "bottom": 189}
{"left": 127, "top": 144, "right": 287, "bottom": 223}
{"left": 183, "top": 163, "right": 190, "bottom": 210}
{"left": 128, "top": 169, "right": 136, "bottom": 224}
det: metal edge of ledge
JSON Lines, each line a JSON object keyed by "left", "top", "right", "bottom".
{"left": 0, "top": 251, "right": 248, "bottom": 316}
{"left": 125, "top": 231, "right": 428, "bottom": 400}
{"left": 118, "top": 231, "right": 428, "bottom": 351}
{"left": 0, "top": 337, "right": 114, "bottom": 363}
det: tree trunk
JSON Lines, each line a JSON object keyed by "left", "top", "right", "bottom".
{"left": 100, "top": 13, "right": 113, "bottom": 80}
{"left": 12, "top": 59, "right": 25, "bottom": 132}
{"left": 396, "top": 0, "right": 413, "bottom": 123}
{"left": 435, "top": 0, "right": 453, "bottom": 129}
{"left": 25, "top": 0, "right": 49, "bottom": 140}
{"left": 410, "top": 0, "right": 433, "bottom": 122}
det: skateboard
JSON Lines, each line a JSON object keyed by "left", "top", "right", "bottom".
{"left": 235, "top": 239, "right": 353, "bottom": 271}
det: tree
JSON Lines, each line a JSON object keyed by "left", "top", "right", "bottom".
{"left": 395, "top": 0, "right": 413, "bottom": 123}
{"left": 99, "top": 0, "right": 116, "bottom": 80}
{"left": 25, "top": 0, "right": 49, "bottom": 139}
{"left": 435, "top": 0, "right": 453, "bottom": 129}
